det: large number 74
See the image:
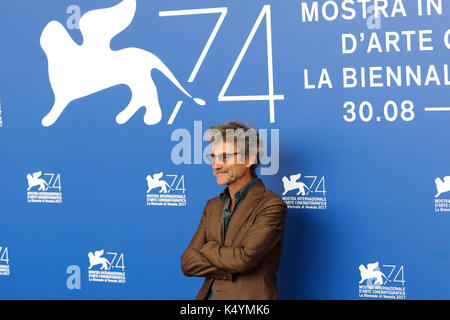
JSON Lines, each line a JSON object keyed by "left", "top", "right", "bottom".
{"left": 159, "top": 5, "right": 284, "bottom": 124}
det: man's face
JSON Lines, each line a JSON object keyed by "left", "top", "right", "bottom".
{"left": 211, "top": 141, "right": 249, "bottom": 186}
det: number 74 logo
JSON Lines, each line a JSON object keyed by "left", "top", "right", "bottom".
{"left": 159, "top": 5, "right": 284, "bottom": 124}
{"left": 0, "top": 247, "right": 9, "bottom": 265}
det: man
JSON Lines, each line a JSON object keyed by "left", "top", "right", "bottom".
{"left": 181, "top": 120, "right": 287, "bottom": 300}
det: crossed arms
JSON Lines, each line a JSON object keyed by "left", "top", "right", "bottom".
{"left": 181, "top": 201, "right": 287, "bottom": 280}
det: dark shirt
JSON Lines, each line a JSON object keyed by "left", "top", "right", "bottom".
{"left": 207, "top": 176, "right": 260, "bottom": 300}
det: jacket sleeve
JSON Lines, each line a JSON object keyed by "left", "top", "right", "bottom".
{"left": 199, "top": 200, "right": 287, "bottom": 274}
{"left": 181, "top": 202, "right": 232, "bottom": 281}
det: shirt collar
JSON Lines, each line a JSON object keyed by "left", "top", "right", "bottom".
{"left": 220, "top": 176, "right": 260, "bottom": 202}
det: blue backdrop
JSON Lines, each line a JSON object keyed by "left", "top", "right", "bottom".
{"left": 0, "top": 0, "right": 449, "bottom": 299}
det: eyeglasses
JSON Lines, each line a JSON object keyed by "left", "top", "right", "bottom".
{"left": 206, "top": 152, "right": 240, "bottom": 164}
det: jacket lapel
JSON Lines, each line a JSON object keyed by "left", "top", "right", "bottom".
{"left": 207, "top": 197, "right": 224, "bottom": 243}
{"left": 224, "top": 180, "right": 265, "bottom": 246}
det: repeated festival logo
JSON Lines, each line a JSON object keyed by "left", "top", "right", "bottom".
{"left": 280, "top": 173, "right": 327, "bottom": 210}
{"left": 434, "top": 176, "right": 450, "bottom": 213}
{"left": 87, "top": 249, "right": 126, "bottom": 284}
{"left": 26, "top": 171, "right": 62, "bottom": 204}
{"left": 358, "top": 262, "right": 406, "bottom": 300}
{"left": 146, "top": 172, "right": 186, "bottom": 207}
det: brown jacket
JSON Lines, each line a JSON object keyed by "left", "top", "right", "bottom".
{"left": 181, "top": 180, "right": 287, "bottom": 300}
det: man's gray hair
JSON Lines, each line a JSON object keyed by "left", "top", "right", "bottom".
{"left": 206, "top": 120, "right": 264, "bottom": 176}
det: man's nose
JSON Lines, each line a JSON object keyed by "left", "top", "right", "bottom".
{"left": 212, "top": 159, "right": 223, "bottom": 169}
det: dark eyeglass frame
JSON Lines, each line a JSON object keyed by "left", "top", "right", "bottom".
{"left": 206, "top": 152, "right": 241, "bottom": 164}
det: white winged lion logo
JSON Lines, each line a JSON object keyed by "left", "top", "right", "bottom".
{"left": 146, "top": 172, "right": 172, "bottom": 194}
{"left": 88, "top": 250, "right": 111, "bottom": 271}
{"left": 282, "top": 173, "right": 311, "bottom": 196}
{"left": 40, "top": 0, "right": 205, "bottom": 127}
{"left": 435, "top": 176, "right": 450, "bottom": 198}
{"left": 359, "top": 262, "right": 388, "bottom": 285}
{"left": 26, "top": 171, "right": 48, "bottom": 191}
